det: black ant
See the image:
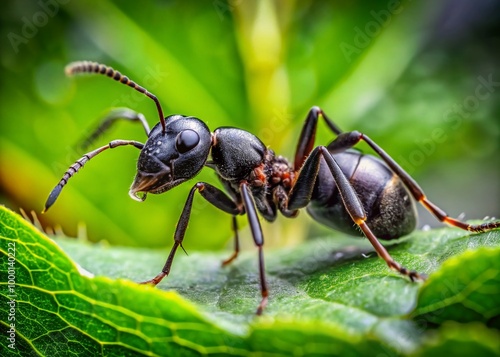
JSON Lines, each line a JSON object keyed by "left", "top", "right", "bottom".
{"left": 44, "top": 61, "right": 500, "bottom": 315}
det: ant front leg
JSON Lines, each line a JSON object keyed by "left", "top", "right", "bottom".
{"left": 143, "top": 182, "right": 241, "bottom": 285}
{"left": 145, "top": 181, "right": 268, "bottom": 315}
{"left": 288, "top": 146, "right": 425, "bottom": 281}
{"left": 327, "top": 131, "right": 500, "bottom": 233}
{"left": 221, "top": 216, "right": 240, "bottom": 266}
{"left": 239, "top": 182, "right": 268, "bottom": 315}
{"left": 217, "top": 178, "right": 243, "bottom": 266}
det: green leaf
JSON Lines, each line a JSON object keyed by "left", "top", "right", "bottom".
{"left": 1, "top": 206, "right": 243, "bottom": 356}
{"left": 0, "top": 206, "right": 390, "bottom": 356}
{"left": 412, "top": 322, "right": 500, "bottom": 357}
{"left": 411, "top": 247, "right": 500, "bottom": 328}
{"left": 2, "top": 206, "right": 500, "bottom": 356}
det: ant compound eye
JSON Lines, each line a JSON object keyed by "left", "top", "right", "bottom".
{"left": 175, "top": 129, "right": 200, "bottom": 153}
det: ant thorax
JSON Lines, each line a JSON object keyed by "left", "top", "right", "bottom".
{"left": 244, "top": 149, "right": 296, "bottom": 222}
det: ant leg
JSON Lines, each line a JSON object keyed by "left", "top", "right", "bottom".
{"left": 43, "top": 139, "right": 144, "bottom": 212}
{"left": 273, "top": 185, "right": 299, "bottom": 218}
{"left": 328, "top": 131, "right": 500, "bottom": 232}
{"left": 216, "top": 179, "right": 244, "bottom": 266}
{"left": 294, "top": 106, "right": 343, "bottom": 170}
{"left": 221, "top": 216, "right": 240, "bottom": 266}
{"left": 240, "top": 182, "right": 268, "bottom": 315}
{"left": 289, "top": 146, "right": 424, "bottom": 281}
{"left": 148, "top": 181, "right": 267, "bottom": 314}
{"left": 80, "top": 108, "right": 150, "bottom": 150}
{"left": 143, "top": 182, "right": 241, "bottom": 285}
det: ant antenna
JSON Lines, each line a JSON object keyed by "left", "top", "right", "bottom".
{"left": 65, "top": 61, "right": 166, "bottom": 134}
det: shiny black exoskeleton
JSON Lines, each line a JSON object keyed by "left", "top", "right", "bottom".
{"left": 44, "top": 61, "right": 500, "bottom": 315}
{"left": 130, "top": 116, "right": 212, "bottom": 197}
{"left": 308, "top": 150, "right": 417, "bottom": 239}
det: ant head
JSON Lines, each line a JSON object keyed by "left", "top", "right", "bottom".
{"left": 129, "top": 115, "right": 212, "bottom": 201}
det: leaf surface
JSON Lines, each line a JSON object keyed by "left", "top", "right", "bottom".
{"left": 1, "top": 206, "right": 500, "bottom": 356}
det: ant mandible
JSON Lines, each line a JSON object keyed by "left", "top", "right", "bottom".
{"left": 44, "top": 61, "right": 500, "bottom": 315}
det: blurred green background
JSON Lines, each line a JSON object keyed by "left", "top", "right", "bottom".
{"left": 0, "top": 0, "right": 499, "bottom": 252}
